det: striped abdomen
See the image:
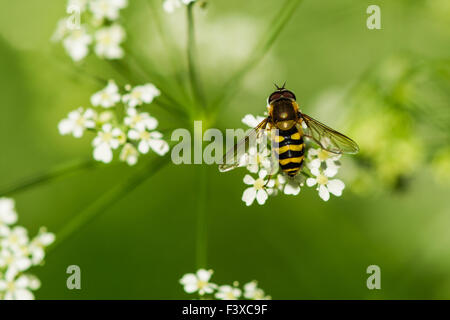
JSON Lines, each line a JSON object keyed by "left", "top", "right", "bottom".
{"left": 273, "top": 126, "right": 305, "bottom": 177}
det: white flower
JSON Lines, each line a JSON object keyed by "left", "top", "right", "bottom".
{"left": 243, "top": 281, "right": 271, "bottom": 300}
{"left": 68, "top": 0, "right": 89, "bottom": 12}
{"left": 241, "top": 146, "right": 272, "bottom": 174}
{"left": 122, "top": 84, "right": 160, "bottom": 108}
{"left": 92, "top": 124, "right": 125, "bottom": 163}
{"left": 272, "top": 174, "right": 303, "bottom": 196}
{"left": 119, "top": 143, "right": 139, "bottom": 166}
{"left": 0, "top": 226, "right": 29, "bottom": 254}
{"left": 62, "top": 27, "right": 92, "bottom": 61}
{"left": 90, "top": 80, "right": 121, "bottom": 108}
{"left": 306, "top": 167, "right": 345, "bottom": 201}
{"left": 0, "top": 269, "right": 35, "bottom": 300}
{"left": 215, "top": 285, "right": 242, "bottom": 300}
{"left": 94, "top": 24, "right": 125, "bottom": 59}
{"left": 0, "top": 198, "right": 18, "bottom": 231}
{"left": 242, "top": 170, "right": 275, "bottom": 206}
{"left": 28, "top": 228, "right": 55, "bottom": 265}
{"left": 124, "top": 108, "right": 158, "bottom": 131}
{"left": 308, "top": 148, "right": 341, "bottom": 176}
{"left": 58, "top": 107, "right": 97, "bottom": 138}
{"left": 128, "top": 127, "right": 169, "bottom": 156}
{"left": 179, "top": 269, "right": 217, "bottom": 296}
{"left": 0, "top": 198, "right": 53, "bottom": 300}
{"left": 89, "top": 0, "right": 128, "bottom": 21}
{"left": 242, "top": 114, "right": 266, "bottom": 128}
{"left": 0, "top": 249, "right": 31, "bottom": 273}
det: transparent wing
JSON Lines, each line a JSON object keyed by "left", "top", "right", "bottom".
{"left": 301, "top": 113, "right": 359, "bottom": 154}
{"left": 219, "top": 118, "right": 269, "bottom": 172}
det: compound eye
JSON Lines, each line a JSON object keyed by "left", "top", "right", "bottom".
{"left": 268, "top": 92, "right": 282, "bottom": 103}
{"left": 282, "top": 90, "right": 296, "bottom": 100}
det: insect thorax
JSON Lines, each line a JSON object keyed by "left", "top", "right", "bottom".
{"left": 270, "top": 99, "right": 298, "bottom": 130}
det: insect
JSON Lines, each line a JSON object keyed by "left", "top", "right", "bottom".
{"left": 219, "top": 84, "right": 359, "bottom": 179}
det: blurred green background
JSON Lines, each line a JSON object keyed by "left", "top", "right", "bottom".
{"left": 0, "top": 0, "right": 449, "bottom": 299}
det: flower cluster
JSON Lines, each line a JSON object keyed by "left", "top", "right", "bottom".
{"left": 52, "top": 0, "right": 128, "bottom": 61}
{"left": 58, "top": 80, "right": 169, "bottom": 165}
{"left": 163, "top": 0, "right": 196, "bottom": 13}
{"left": 0, "top": 198, "right": 55, "bottom": 300}
{"left": 239, "top": 114, "right": 346, "bottom": 206}
{"left": 180, "top": 269, "right": 271, "bottom": 300}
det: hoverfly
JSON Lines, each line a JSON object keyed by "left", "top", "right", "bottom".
{"left": 219, "top": 84, "right": 359, "bottom": 179}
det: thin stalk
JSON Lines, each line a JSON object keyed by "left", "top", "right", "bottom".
{"left": 48, "top": 155, "right": 169, "bottom": 253}
{"left": 107, "top": 59, "right": 190, "bottom": 119}
{"left": 187, "top": 3, "right": 206, "bottom": 110}
{"left": 0, "top": 159, "right": 95, "bottom": 196}
{"left": 195, "top": 165, "right": 208, "bottom": 269}
{"left": 209, "top": 0, "right": 303, "bottom": 115}
{"left": 145, "top": 0, "right": 190, "bottom": 100}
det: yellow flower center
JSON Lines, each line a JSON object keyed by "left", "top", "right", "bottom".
{"left": 197, "top": 280, "right": 207, "bottom": 290}
{"left": 100, "top": 34, "right": 112, "bottom": 45}
{"left": 76, "top": 117, "right": 85, "bottom": 126}
{"left": 7, "top": 282, "right": 15, "bottom": 291}
{"left": 101, "top": 92, "right": 109, "bottom": 100}
{"left": 318, "top": 149, "right": 330, "bottom": 161}
{"left": 225, "top": 292, "right": 235, "bottom": 299}
{"left": 317, "top": 174, "right": 328, "bottom": 185}
{"left": 9, "top": 234, "right": 18, "bottom": 244}
{"left": 101, "top": 132, "right": 113, "bottom": 142}
{"left": 254, "top": 178, "right": 265, "bottom": 190}
{"left": 139, "top": 131, "right": 150, "bottom": 140}
{"left": 131, "top": 90, "right": 142, "bottom": 99}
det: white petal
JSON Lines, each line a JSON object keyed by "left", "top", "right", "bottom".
{"left": 324, "top": 166, "right": 338, "bottom": 177}
{"left": 308, "top": 158, "right": 321, "bottom": 168}
{"left": 243, "top": 175, "right": 255, "bottom": 185}
{"left": 93, "top": 144, "right": 113, "bottom": 163}
{"left": 327, "top": 179, "right": 345, "bottom": 196}
{"left": 242, "top": 187, "right": 256, "bottom": 206}
{"left": 58, "top": 119, "right": 73, "bottom": 135}
{"left": 256, "top": 189, "right": 268, "bottom": 205}
{"left": 15, "top": 257, "right": 32, "bottom": 271}
{"left": 138, "top": 141, "right": 150, "bottom": 154}
{"left": 148, "top": 139, "right": 169, "bottom": 155}
{"left": 306, "top": 178, "right": 317, "bottom": 187}
{"left": 258, "top": 169, "right": 267, "bottom": 179}
{"left": 180, "top": 273, "right": 197, "bottom": 286}
{"left": 183, "top": 283, "right": 198, "bottom": 293}
{"left": 284, "top": 183, "right": 300, "bottom": 195}
{"left": 318, "top": 185, "right": 330, "bottom": 201}
{"left": 127, "top": 129, "right": 140, "bottom": 140}
{"left": 13, "top": 289, "right": 34, "bottom": 300}
{"left": 196, "top": 269, "right": 211, "bottom": 282}
{"left": 310, "top": 167, "right": 320, "bottom": 177}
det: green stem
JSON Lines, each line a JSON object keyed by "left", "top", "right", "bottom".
{"left": 107, "top": 59, "right": 190, "bottom": 119}
{"left": 48, "top": 155, "right": 169, "bottom": 253}
{"left": 145, "top": 0, "right": 190, "bottom": 100}
{"left": 195, "top": 165, "right": 208, "bottom": 269}
{"left": 187, "top": 3, "right": 206, "bottom": 110}
{"left": 209, "top": 0, "right": 303, "bottom": 115}
{"left": 0, "top": 159, "right": 95, "bottom": 196}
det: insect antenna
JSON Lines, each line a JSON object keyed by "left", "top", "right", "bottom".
{"left": 274, "top": 82, "right": 287, "bottom": 90}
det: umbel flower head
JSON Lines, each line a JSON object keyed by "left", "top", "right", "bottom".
{"left": 234, "top": 114, "right": 348, "bottom": 206}
{"left": 180, "top": 269, "right": 271, "bottom": 300}
{"left": 58, "top": 80, "right": 169, "bottom": 165}
{"left": 52, "top": 0, "right": 128, "bottom": 62}
{"left": 0, "top": 198, "right": 54, "bottom": 300}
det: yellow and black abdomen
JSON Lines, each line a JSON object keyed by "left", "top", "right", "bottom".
{"left": 273, "top": 126, "right": 305, "bottom": 177}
